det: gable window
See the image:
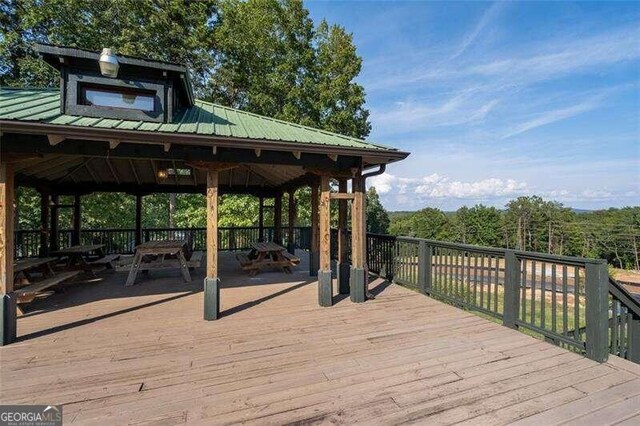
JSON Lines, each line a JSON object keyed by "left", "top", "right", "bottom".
{"left": 79, "top": 85, "right": 155, "bottom": 112}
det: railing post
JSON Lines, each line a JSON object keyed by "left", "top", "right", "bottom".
{"left": 503, "top": 250, "right": 520, "bottom": 329}
{"left": 585, "top": 261, "right": 609, "bottom": 363}
{"left": 628, "top": 314, "right": 640, "bottom": 364}
{"left": 418, "top": 240, "right": 431, "bottom": 294}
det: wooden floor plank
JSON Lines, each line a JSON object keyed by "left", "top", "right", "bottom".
{"left": 0, "top": 251, "right": 638, "bottom": 425}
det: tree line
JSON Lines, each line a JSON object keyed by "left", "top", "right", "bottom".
{"left": 385, "top": 196, "right": 640, "bottom": 271}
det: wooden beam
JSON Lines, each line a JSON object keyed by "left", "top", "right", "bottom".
{"left": 135, "top": 194, "right": 143, "bottom": 247}
{"left": 255, "top": 148, "right": 262, "bottom": 158}
{"left": 126, "top": 159, "right": 140, "bottom": 185}
{"left": 338, "top": 179, "right": 348, "bottom": 264}
{"left": 150, "top": 160, "right": 158, "bottom": 184}
{"left": 49, "top": 194, "right": 59, "bottom": 253}
{"left": 109, "top": 139, "right": 120, "bottom": 150}
{"left": 85, "top": 161, "right": 100, "bottom": 184}
{"left": 309, "top": 182, "right": 319, "bottom": 275}
{"left": 287, "top": 190, "right": 296, "bottom": 253}
{"left": 0, "top": 162, "right": 15, "bottom": 294}
{"left": 72, "top": 194, "right": 81, "bottom": 245}
{"left": 47, "top": 134, "right": 65, "bottom": 146}
{"left": 274, "top": 192, "right": 283, "bottom": 245}
{"left": 292, "top": 151, "right": 301, "bottom": 160}
{"left": 163, "top": 143, "right": 171, "bottom": 153}
{"left": 185, "top": 161, "right": 238, "bottom": 172}
{"left": 39, "top": 191, "right": 49, "bottom": 257}
{"left": 328, "top": 154, "right": 338, "bottom": 162}
{"left": 337, "top": 178, "right": 349, "bottom": 294}
{"left": 258, "top": 196, "right": 265, "bottom": 242}
{"left": 206, "top": 170, "right": 218, "bottom": 279}
{"left": 351, "top": 174, "right": 365, "bottom": 268}
{"left": 319, "top": 175, "right": 331, "bottom": 271}
{"left": 212, "top": 145, "right": 217, "bottom": 155}
{"left": 106, "top": 158, "right": 120, "bottom": 184}
{"left": 305, "top": 167, "right": 354, "bottom": 178}
{"left": 60, "top": 158, "right": 92, "bottom": 182}
{"left": 330, "top": 193, "right": 355, "bottom": 200}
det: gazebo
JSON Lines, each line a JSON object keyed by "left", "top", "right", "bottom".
{"left": 0, "top": 44, "right": 408, "bottom": 345}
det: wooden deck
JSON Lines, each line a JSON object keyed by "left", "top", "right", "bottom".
{"left": 1, "top": 251, "right": 639, "bottom": 425}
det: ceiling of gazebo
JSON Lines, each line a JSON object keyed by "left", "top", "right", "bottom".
{"left": 12, "top": 153, "right": 308, "bottom": 195}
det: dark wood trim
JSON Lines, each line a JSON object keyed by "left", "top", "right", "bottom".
{"left": 135, "top": 194, "right": 143, "bottom": 247}
{"left": 0, "top": 122, "right": 409, "bottom": 164}
{"left": 72, "top": 194, "right": 81, "bottom": 245}
{"left": 274, "top": 192, "right": 283, "bottom": 245}
{"left": 39, "top": 191, "right": 49, "bottom": 257}
{"left": 258, "top": 196, "right": 265, "bottom": 242}
{"left": 49, "top": 194, "right": 59, "bottom": 253}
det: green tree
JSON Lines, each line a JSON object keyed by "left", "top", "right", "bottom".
{"left": 365, "top": 186, "right": 389, "bottom": 234}
{"left": 0, "top": 0, "right": 217, "bottom": 92}
{"left": 451, "top": 204, "right": 503, "bottom": 247}
{"left": 315, "top": 20, "right": 370, "bottom": 138}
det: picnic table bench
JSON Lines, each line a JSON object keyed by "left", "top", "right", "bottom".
{"left": 125, "top": 240, "right": 194, "bottom": 286}
{"left": 52, "top": 244, "right": 117, "bottom": 277}
{"left": 236, "top": 242, "right": 300, "bottom": 276}
{"left": 13, "top": 257, "right": 81, "bottom": 312}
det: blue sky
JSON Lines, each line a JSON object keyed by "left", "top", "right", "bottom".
{"left": 306, "top": 1, "right": 640, "bottom": 211}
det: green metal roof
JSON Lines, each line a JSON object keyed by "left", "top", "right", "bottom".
{"left": 0, "top": 87, "right": 398, "bottom": 153}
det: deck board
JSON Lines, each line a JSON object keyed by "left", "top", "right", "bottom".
{"left": 1, "top": 251, "right": 638, "bottom": 425}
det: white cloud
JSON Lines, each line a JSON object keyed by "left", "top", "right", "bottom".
{"left": 450, "top": 2, "right": 506, "bottom": 60}
{"left": 370, "top": 89, "right": 499, "bottom": 131}
{"left": 501, "top": 99, "right": 599, "bottom": 139}
{"left": 368, "top": 172, "right": 529, "bottom": 200}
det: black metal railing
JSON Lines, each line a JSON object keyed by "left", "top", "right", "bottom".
{"left": 390, "top": 235, "right": 639, "bottom": 364}
{"left": 13, "top": 227, "right": 639, "bottom": 364}
{"left": 15, "top": 226, "right": 312, "bottom": 257}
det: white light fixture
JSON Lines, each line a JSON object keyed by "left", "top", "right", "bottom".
{"left": 98, "top": 48, "right": 119, "bottom": 78}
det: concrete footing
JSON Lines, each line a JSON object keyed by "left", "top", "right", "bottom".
{"left": 1, "top": 293, "right": 17, "bottom": 345}
{"left": 337, "top": 262, "right": 350, "bottom": 295}
{"left": 350, "top": 267, "right": 366, "bottom": 303}
{"left": 204, "top": 277, "right": 220, "bottom": 320}
{"left": 318, "top": 270, "right": 333, "bottom": 307}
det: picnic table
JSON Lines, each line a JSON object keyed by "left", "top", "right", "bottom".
{"left": 13, "top": 257, "right": 81, "bottom": 312}
{"left": 52, "top": 244, "right": 118, "bottom": 277}
{"left": 236, "top": 242, "right": 300, "bottom": 276}
{"left": 125, "top": 240, "right": 193, "bottom": 287}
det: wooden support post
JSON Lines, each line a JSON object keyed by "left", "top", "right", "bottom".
{"left": 309, "top": 181, "right": 319, "bottom": 276}
{"left": 418, "top": 240, "right": 431, "bottom": 294}
{"left": 585, "top": 261, "right": 609, "bottom": 363}
{"left": 258, "top": 196, "right": 265, "bottom": 242}
{"left": 350, "top": 172, "right": 367, "bottom": 303}
{"left": 274, "top": 192, "right": 283, "bottom": 245}
{"left": 318, "top": 175, "right": 332, "bottom": 307}
{"left": 337, "top": 178, "right": 350, "bottom": 295}
{"left": 204, "top": 169, "right": 220, "bottom": 320}
{"left": 39, "top": 191, "right": 49, "bottom": 257}
{"left": 72, "top": 194, "right": 81, "bottom": 246}
{"left": 503, "top": 250, "right": 520, "bottom": 329}
{"left": 0, "top": 162, "right": 16, "bottom": 345}
{"left": 287, "top": 190, "right": 296, "bottom": 254}
{"left": 135, "top": 194, "right": 143, "bottom": 247}
{"left": 50, "top": 194, "right": 59, "bottom": 253}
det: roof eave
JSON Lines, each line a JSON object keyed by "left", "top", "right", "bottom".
{"left": 0, "top": 120, "right": 410, "bottom": 164}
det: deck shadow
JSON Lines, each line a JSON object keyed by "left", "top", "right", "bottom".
{"left": 222, "top": 279, "right": 315, "bottom": 317}
{"left": 17, "top": 290, "right": 199, "bottom": 341}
